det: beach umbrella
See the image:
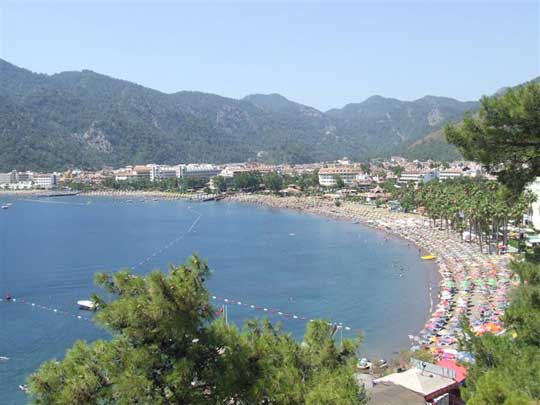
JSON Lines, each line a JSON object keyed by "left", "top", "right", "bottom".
{"left": 444, "top": 280, "right": 456, "bottom": 288}
{"left": 483, "top": 322, "right": 502, "bottom": 333}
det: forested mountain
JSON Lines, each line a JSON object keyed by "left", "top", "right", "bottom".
{"left": 403, "top": 77, "right": 540, "bottom": 161}
{"left": 326, "top": 95, "right": 479, "bottom": 156}
{"left": 0, "top": 58, "right": 492, "bottom": 170}
{"left": 404, "top": 127, "right": 463, "bottom": 161}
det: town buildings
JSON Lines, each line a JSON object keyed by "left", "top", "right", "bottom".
{"left": 0, "top": 158, "right": 490, "bottom": 192}
{"left": 0, "top": 171, "right": 57, "bottom": 189}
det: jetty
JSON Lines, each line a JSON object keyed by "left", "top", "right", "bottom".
{"left": 37, "top": 191, "right": 80, "bottom": 198}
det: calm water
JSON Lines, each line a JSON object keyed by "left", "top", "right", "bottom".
{"left": 0, "top": 196, "right": 437, "bottom": 404}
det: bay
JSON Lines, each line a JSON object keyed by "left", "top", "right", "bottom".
{"left": 0, "top": 196, "right": 437, "bottom": 404}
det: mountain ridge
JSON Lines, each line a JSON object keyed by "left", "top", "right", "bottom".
{"left": 404, "top": 76, "right": 540, "bottom": 161}
{"left": 0, "top": 58, "right": 526, "bottom": 171}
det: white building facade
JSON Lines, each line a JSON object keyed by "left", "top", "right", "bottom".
{"left": 183, "top": 164, "right": 221, "bottom": 179}
{"left": 33, "top": 173, "right": 58, "bottom": 189}
{"left": 398, "top": 171, "right": 438, "bottom": 185}
{"left": 318, "top": 167, "right": 362, "bottom": 187}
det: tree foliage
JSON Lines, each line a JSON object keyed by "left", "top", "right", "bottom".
{"left": 212, "top": 176, "right": 227, "bottom": 193}
{"left": 446, "top": 82, "right": 540, "bottom": 193}
{"left": 334, "top": 175, "right": 345, "bottom": 189}
{"left": 449, "top": 82, "right": 540, "bottom": 404}
{"left": 28, "top": 255, "right": 366, "bottom": 404}
{"left": 397, "top": 178, "right": 532, "bottom": 253}
{"left": 233, "top": 172, "right": 262, "bottom": 192}
{"left": 262, "top": 172, "right": 284, "bottom": 194}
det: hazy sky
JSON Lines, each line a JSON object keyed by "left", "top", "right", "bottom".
{"left": 1, "top": 1, "right": 538, "bottom": 110}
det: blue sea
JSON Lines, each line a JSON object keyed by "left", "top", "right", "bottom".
{"left": 0, "top": 196, "right": 437, "bottom": 404}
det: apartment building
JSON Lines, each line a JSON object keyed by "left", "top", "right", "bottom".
{"left": 318, "top": 166, "right": 363, "bottom": 187}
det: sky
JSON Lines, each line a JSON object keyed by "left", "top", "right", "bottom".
{"left": 0, "top": 1, "right": 538, "bottom": 110}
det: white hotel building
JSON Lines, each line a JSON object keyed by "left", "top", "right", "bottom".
{"left": 33, "top": 173, "right": 58, "bottom": 189}
{"left": 398, "top": 170, "right": 438, "bottom": 185}
{"left": 318, "top": 166, "right": 363, "bottom": 187}
{"left": 183, "top": 164, "right": 221, "bottom": 179}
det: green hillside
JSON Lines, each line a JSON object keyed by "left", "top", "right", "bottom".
{"left": 0, "top": 58, "right": 495, "bottom": 170}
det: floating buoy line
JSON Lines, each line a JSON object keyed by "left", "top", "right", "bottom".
{"left": 1, "top": 201, "right": 359, "bottom": 356}
{"left": 0, "top": 293, "right": 359, "bottom": 335}
{"left": 129, "top": 206, "right": 203, "bottom": 271}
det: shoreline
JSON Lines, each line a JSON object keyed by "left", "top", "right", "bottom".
{"left": 81, "top": 190, "right": 208, "bottom": 200}
{"left": 1, "top": 189, "right": 209, "bottom": 200}
{"left": 224, "top": 193, "right": 513, "bottom": 358}
{"left": 6, "top": 190, "right": 513, "bottom": 358}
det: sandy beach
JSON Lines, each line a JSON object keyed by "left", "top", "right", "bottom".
{"left": 225, "top": 193, "right": 514, "bottom": 360}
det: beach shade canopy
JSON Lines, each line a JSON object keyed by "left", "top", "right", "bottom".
{"left": 444, "top": 280, "right": 456, "bottom": 288}
{"left": 488, "top": 278, "right": 498, "bottom": 287}
{"left": 480, "top": 322, "right": 503, "bottom": 334}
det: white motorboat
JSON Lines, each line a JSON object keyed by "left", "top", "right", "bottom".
{"left": 377, "top": 359, "right": 388, "bottom": 369}
{"left": 357, "top": 358, "right": 372, "bottom": 370}
{"left": 77, "top": 300, "right": 97, "bottom": 311}
{"left": 19, "top": 384, "right": 29, "bottom": 393}
{"left": 0, "top": 356, "right": 9, "bottom": 362}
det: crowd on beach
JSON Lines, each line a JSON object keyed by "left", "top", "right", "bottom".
{"left": 226, "top": 193, "right": 514, "bottom": 362}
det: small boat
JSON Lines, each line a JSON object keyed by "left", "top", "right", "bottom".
{"left": 351, "top": 219, "right": 360, "bottom": 224}
{"left": 357, "top": 358, "right": 372, "bottom": 370}
{"left": 421, "top": 254, "right": 437, "bottom": 260}
{"left": 0, "top": 356, "right": 9, "bottom": 362}
{"left": 77, "top": 300, "right": 97, "bottom": 311}
{"left": 19, "top": 384, "right": 29, "bottom": 393}
{"left": 1, "top": 205, "right": 8, "bottom": 209}
{"left": 377, "top": 359, "right": 388, "bottom": 369}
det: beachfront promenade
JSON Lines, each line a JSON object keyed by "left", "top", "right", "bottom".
{"left": 226, "top": 193, "right": 513, "bottom": 358}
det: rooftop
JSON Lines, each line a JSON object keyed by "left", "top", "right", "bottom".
{"left": 368, "top": 382, "right": 425, "bottom": 405}
{"left": 374, "top": 367, "right": 457, "bottom": 398}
